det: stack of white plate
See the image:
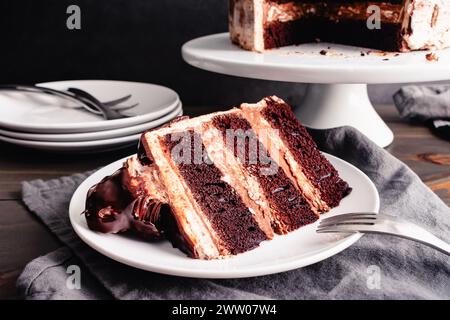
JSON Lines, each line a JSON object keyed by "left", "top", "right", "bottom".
{"left": 0, "top": 80, "right": 183, "bottom": 152}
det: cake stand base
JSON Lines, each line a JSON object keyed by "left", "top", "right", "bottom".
{"left": 295, "top": 84, "right": 394, "bottom": 148}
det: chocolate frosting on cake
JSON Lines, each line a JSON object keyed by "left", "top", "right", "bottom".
{"left": 137, "top": 137, "right": 154, "bottom": 166}
{"left": 136, "top": 116, "right": 191, "bottom": 167}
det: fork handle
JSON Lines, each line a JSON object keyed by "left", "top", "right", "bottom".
{"left": 404, "top": 228, "right": 450, "bottom": 256}
{"left": 367, "top": 227, "right": 450, "bottom": 256}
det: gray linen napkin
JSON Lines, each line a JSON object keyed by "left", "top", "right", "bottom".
{"left": 393, "top": 85, "right": 450, "bottom": 122}
{"left": 18, "top": 127, "right": 450, "bottom": 300}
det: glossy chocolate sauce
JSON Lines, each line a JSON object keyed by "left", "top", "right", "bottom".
{"left": 83, "top": 167, "right": 166, "bottom": 240}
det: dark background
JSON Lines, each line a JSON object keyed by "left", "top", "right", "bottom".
{"left": 0, "top": 0, "right": 447, "bottom": 107}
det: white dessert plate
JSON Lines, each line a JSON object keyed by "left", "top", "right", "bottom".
{"left": 0, "top": 108, "right": 183, "bottom": 152}
{"left": 0, "top": 103, "right": 183, "bottom": 142}
{"left": 0, "top": 132, "right": 140, "bottom": 152}
{"left": 0, "top": 80, "right": 180, "bottom": 133}
{"left": 69, "top": 153, "right": 380, "bottom": 279}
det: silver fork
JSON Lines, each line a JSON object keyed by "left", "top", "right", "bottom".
{"left": 0, "top": 84, "right": 138, "bottom": 119}
{"left": 317, "top": 213, "right": 450, "bottom": 255}
{"left": 67, "top": 87, "right": 130, "bottom": 120}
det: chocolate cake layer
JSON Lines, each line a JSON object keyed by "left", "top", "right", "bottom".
{"left": 264, "top": 17, "right": 404, "bottom": 52}
{"left": 212, "top": 114, "right": 318, "bottom": 234}
{"left": 141, "top": 128, "right": 225, "bottom": 259}
{"left": 260, "top": 98, "right": 351, "bottom": 207}
{"left": 263, "top": 0, "right": 406, "bottom": 51}
{"left": 161, "top": 130, "right": 268, "bottom": 254}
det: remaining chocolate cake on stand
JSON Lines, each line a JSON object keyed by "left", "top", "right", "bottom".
{"left": 84, "top": 96, "right": 351, "bottom": 259}
{"left": 229, "top": 0, "right": 450, "bottom": 52}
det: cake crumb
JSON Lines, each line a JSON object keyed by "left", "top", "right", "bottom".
{"left": 319, "top": 50, "right": 328, "bottom": 56}
{"left": 370, "top": 51, "right": 389, "bottom": 56}
{"left": 426, "top": 52, "right": 439, "bottom": 61}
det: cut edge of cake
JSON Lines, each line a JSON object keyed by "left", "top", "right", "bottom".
{"left": 229, "top": 0, "right": 450, "bottom": 52}
{"left": 84, "top": 96, "right": 351, "bottom": 260}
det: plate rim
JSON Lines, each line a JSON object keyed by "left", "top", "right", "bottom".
{"left": 0, "top": 107, "right": 182, "bottom": 147}
{"left": 0, "top": 103, "right": 183, "bottom": 142}
{"left": 0, "top": 80, "right": 180, "bottom": 133}
{"left": 69, "top": 153, "right": 380, "bottom": 279}
{"left": 182, "top": 33, "right": 450, "bottom": 84}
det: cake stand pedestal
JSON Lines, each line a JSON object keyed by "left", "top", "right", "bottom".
{"left": 297, "top": 83, "right": 392, "bottom": 147}
{"left": 182, "top": 33, "right": 450, "bottom": 147}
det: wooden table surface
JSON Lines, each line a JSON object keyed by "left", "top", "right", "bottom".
{"left": 0, "top": 104, "right": 449, "bottom": 299}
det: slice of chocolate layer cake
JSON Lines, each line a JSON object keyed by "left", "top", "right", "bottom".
{"left": 229, "top": 0, "right": 450, "bottom": 52}
{"left": 210, "top": 113, "right": 319, "bottom": 234}
{"left": 84, "top": 96, "right": 351, "bottom": 259}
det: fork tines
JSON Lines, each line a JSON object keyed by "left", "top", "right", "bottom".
{"left": 317, "top": 212, "right": 378, "bottom": 232}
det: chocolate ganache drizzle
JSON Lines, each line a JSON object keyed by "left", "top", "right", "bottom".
{"left": 83, "top": 166, "right": 168, "bottom": 240}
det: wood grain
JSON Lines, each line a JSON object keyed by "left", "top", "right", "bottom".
{"left": 0, "top": 269, "right": 21, "bottom": 300}
{"left": 416, "top": 153, "right": 450, "bottom": 166}
{"left": 0, "top": 201, "right": 60, "bottom": 272}
{"left": 426, "top": 177, "right": 450, "bottom": 199}
{"left": 0, "top": 103, "right": 448, "bottom": 299}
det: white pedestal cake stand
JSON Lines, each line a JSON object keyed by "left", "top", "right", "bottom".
{"left": 182, "top": 33, "right": 450, "bottom": 147}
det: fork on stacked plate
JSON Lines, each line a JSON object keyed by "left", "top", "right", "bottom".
{"left": 0, "top": 80, "right": 183, "bottom": 152}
